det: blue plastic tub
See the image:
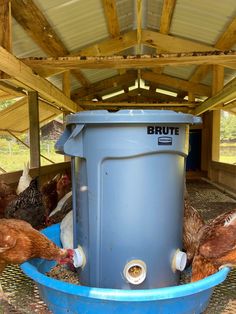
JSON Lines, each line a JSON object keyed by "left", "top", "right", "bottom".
{"left": 21, "top": 224, "right": 230, "bottom": 314}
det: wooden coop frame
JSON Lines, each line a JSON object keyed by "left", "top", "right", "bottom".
{"left": 0, "top": 0, "right": 235, "bottom": 193}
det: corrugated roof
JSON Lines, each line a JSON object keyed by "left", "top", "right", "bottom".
{"left": 0, "top": 98, "right": 61, "bottom": 135}
{"left": 1, "top": 0, "right": 235, "bottom": 131}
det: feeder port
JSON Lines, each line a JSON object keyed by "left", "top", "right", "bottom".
{"left": 123, "top": 260, "right": 147, "bottom": 285}
{"left": 172, "top": 249, "right": 187, "bottom": 272}
{"left": 73, "top": 245, "right": 86, "bottom": 269}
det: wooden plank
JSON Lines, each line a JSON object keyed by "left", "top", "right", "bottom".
{"left": 80, "top": 100, "right": 195, "bottom": 107}
{"left": 142, "top": 30, "right": 217, "bottom": 53}
{"left": 0, "top": 46, "right": 80, "bottom": 112}
{"left": 141, "top": 71, "right": 211, "bottom": 96}
{"left": 73, "top": 30, "right": 137, "bottom": 56}
{"left": 194, "top": 76, "right": 236, "bottom": 115}
{"left": 28, "top": 91, "right": 40, "bottom": 168}
{"left": 211, "top": 65, "right": 224, "bottom": 161}
{"left": 0, "top": 81, "right": 24, "bottom": 97}
{"left": 102, "top": 0, "right": 120, "bottom": 38}
{"left": 62, "top": 71, "right": 71, "bottom": 98}
{"left": 190, "top": 17, "right": 236, "bottom": 84}
{"left": 0, "top": 161, "right": 70, "bottom": 185}
{"left": 0, "top": 0, "right": 11, "bottom": 79}
{"left": 33, "top": 31, "right": 137, "bottom": 78}
{"left": 154, "top": 0, "right": 176, "bottom": 75}
{"left": 137, "top": 0, "right": 142, "bottom": 53}
{"left": 0, "top": 0, "right": 11, "bottom": 51}
{"left": 21, "top": 51, "right": 236, "bottom": 70}
{"left": 159, "top": 0, "right": 176, "bottom": 34}
{"left": 11, "top": 0, "right": 89, "bottom": 87}
{"left": 212, "top": 65, "right": 224, "bottom": 95}
{"left": 72, "top": 72, "right": 137, "bottom": 99}
{"left": 215, "top": 17, "right": 236, "bottom": 50}
{"left": 97, "top": 87, "right": 195, "bottom": 104}
{"left": 79, "top": 100, "right": 192, "bottom": 112}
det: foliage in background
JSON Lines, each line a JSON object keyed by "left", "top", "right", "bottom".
{"left": 220, "top": 110, "right": 236, "bottom": 142}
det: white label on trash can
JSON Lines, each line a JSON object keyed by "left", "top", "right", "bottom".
{"left": 158, "top": 136, "right": 172, "bottom": 145}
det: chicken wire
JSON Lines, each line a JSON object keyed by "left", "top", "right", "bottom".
{"left": 0, "top": 179, "right": 236, "bottom": 313}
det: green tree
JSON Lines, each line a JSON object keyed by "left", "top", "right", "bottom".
{"left": 220, "top": 111, "right": 236, "bottom": 141}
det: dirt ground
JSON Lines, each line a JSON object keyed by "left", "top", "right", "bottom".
{"left": 186, "top": 179, "right": 236, "bottom": 222}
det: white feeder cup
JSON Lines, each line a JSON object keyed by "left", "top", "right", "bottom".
{"left": 73, "top": 245, "right": 86, "bottom": 269}
{"left": 172, "top": 249, "right": 187, "bottom": 272}
{"left": 123, "top": 260, "right": 147, "bottom": 285}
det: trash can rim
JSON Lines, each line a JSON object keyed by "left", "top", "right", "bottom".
{"left": 66, "top": 110, "right": 202, "bottom": 125}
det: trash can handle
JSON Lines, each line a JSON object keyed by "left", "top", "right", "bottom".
{"left": 193, "top": 116, "right": 202, "bottom": 124}
{"left": 55, "top": 124, "right": 85, "bottom": 157}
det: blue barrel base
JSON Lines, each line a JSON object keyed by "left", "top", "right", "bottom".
{"left": 21, "top": 224, "right": 230, "bottom": 314}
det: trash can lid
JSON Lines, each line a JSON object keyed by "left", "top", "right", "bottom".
{"left": 66, "top": 110, "right": 202, "bottom": 125}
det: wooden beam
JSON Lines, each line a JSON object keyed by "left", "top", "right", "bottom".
{"left": 102, "top": 0, "right": 120, "bottom": 38}
{"left": 28, "top": 91, "right": 40, "bottom": 168}
{"left": 211, "top": 65, "right": 224, "bottom": 161}
{"left": 72, "top": 72, "right": 137, "bottom": 99}
{"left": 32, "top": 31, "right": 137, "bottom": 78}
{"left": 141, "top": 71, "right": 211, "bottom": 96}
{"left": 0, "top": 46, "right": 79, "bottom": 112}
{"left": 0, "top": 0, "right": 11, "bottom": 51}
{"left": 154, "top": 0, "right": 176, "bottom": 75}
{"left": 22, "top": 51, "right": 236, "bottom": 71}
{"left": 190, "top": 16, "right": 236, "bottom": 84}
{"left": 142, "top": 30, "right": 217, "bottom": 53}
{"left": 0, "top": 0, "right": 11, "bottom": 79}
{"left": 212, "top": 65, "right": 224, "bottom": 95}
{"left": 215, "top": 17, "right": 236, "bottom": 50}
{"left": 11, "top": 0, "right": 89, "bottom": 87}
{"left": 194, "top": 76, "right": 236, "bottom": 115}
{"left": 62, "top": 71, "right": 71, "bottom": 98}
{"left": 137, "top": 0, "right": 142, "bottom": 53}
{"left": 159, "top": 0, "right": 176, "bottom": 34}
{"left": 73, "top": 30, "right": 137, "bottom": 56}
{"left": 100, "top": 87, "right": 194, "bottom": 104}
{"left": 0, "top": 81, "right": 24, "bottom": 97}
{"left": 79, "top": 100, "right": 192, "bottom": 112}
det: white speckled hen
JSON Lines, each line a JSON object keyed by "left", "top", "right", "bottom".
{"left": 5, "top": 178, "right": 46, "bottom": 229}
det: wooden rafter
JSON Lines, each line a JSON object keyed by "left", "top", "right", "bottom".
{"left": 78, "top": 100, "right": 193, "bottom": 113}
{"left": 0, "top": 46, "right": 79, "bottom": 112}
{"left": 190, "top": 16, "right": 236, "bottom": 84}
{"left": 142, "top": 30, "right": 218, "bottom": 53}
{"left": 159, "top": 0, "right": 176, "bottom": 34}
{"left": 102, "top": 0, "right": 120, "bottom": 38}
{"left": 141, "top": 71, "right": 211, "bottom": 96}
{"left": 0, "top": 0, "right": 11, "bottom": 79}
{"left": 194, "top": 76, "right": 236, "bottom": 115}
{"left": 72, "top": 72, "right": 137, "bottom": 99}
{"left": 102, "top": 87, "right": 193, "bottom": 104}
{"left": 136, "top": 0, "right": 142, "bottom": 53}
{"left": 32, "top": 31, "right": 137, "bottom": 78}
{"left": 22, "top": 51, "right": 236, "bottom": 71}
{"left": 0, "top": 0, "right": 11, "bottom": 51}
{"left": 11, "top": 0, "right": 89, "bottom": 87}
{"left": 153, "top": 0, "right": 176, "bottom": 75}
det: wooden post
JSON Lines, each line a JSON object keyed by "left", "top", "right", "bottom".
{"left": 0, "top": 0, "right": 11, "bottom": 78}
{"left": 28, "top": 91, "right": 40, "bottom": 168}
{"left": 211, "top": 65, "right": 224, "bottom": 162}
{"left": 62, "top": 71, "right": 71, "bottom": 162}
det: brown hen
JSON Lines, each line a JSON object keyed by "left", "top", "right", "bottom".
{"left": 0, "top": 218, "right": 74, "bottom": 299}
{"left": 191, "top": 209, "right": 236, "bottom": 282}
{"left": 57, "top": 173, "right": 71, "bottom": 201}
{"left": 183, "top": 198, "right": 205, "bottom": 266}
{"left": 0, "top": 181, "right": 17, "bottom": 218}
